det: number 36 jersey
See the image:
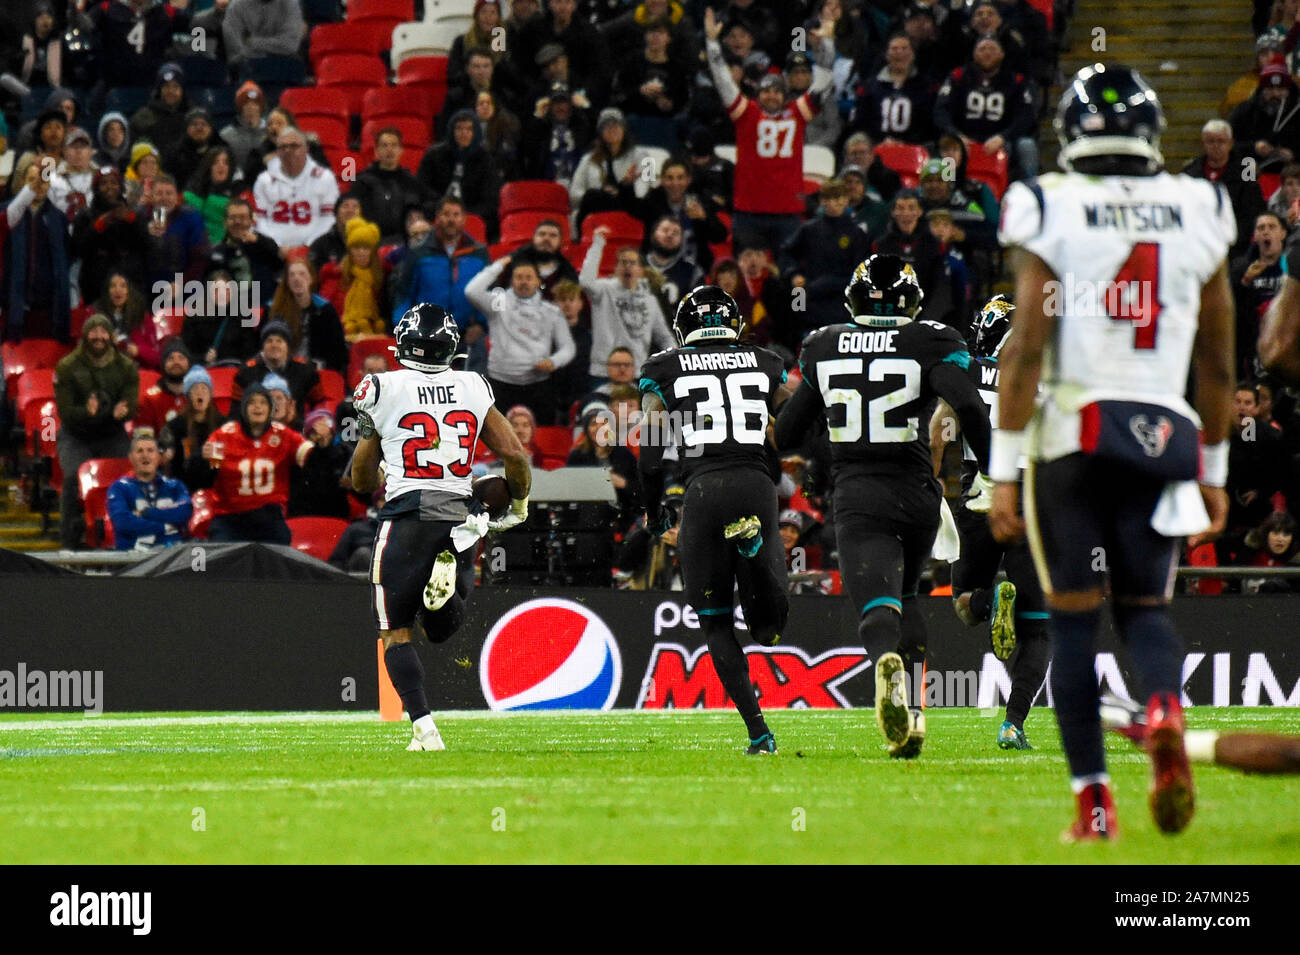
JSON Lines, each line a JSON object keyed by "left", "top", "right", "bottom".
{"left": 791, "top": 319, "right": 973, "bottom": 480}
{"left": 638, "top": 340, "right": 787, "bottom": 482}
{"left": 353, "top": 368, "right": 495, "bottom": 504}
{"left": 998, "top": 172, "right": 1235, "bottom": 461}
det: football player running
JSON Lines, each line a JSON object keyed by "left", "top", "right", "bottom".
{"left": 991, "top": 65, "right": 1234, "bottom": 839}
{"left": 349, "top": 304, "right": 532, "bottom": 752}
{"left": 930, "top": 295, "right": 1051, "bottom": 751}
{"left": 775, "top": 255, "right": 992, "bottom": 758}
{"left": 638, "top": 286, "right": 792, "bottom": 755}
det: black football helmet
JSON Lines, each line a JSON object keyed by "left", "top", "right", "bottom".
{"left": 1055, "top": 63, "right": 1165, "bottom": 175}
{"left": 673, "top": 285, "right": 744, "bottom": 345}
{"left": 393, "top": 303, "right": 459, "bottom": 372}
{"left": 971, "top": 294, "right": 1015, "bottom": 359}
{"left": 845, "top": 254, "right": 923, "bottom": 324}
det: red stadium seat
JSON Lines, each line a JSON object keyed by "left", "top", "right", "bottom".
{"left": 488, "top": 240, "right": 517, "bottom": 260}
{"left": 154, "top": 308, "right": 184, "bottom": 340}
{"left": 189, "top": 489, "right": 214, "bottom": 540}
{"left": 14, "top": 368, "right": 56, "bottom": 424}
{"left": 298, "top": 113, "right": 351, "bottom": 151}
{"left": 563, "top": 241, "right": 619, "bottom": 276}
{"left": 24, "top": 398, "right": 59, "bottom": 466}
{"left": 316, "top": 55, "right": 388, "bottom": 116}
{"left": 532, "top": 427, "right": 574, "bottom": 461}
{"left": 348, "top": 0, "right": 415, "bottom": 22}
{"left": 278, "top": 86, "right": 351, "bottom": 122}
{"left": 1259, "top": 171, "right": 1282, "bottom": 201}
{"left": 874, "top": 142, "right": 928, "bottom": 189}
{"left": 78, "top": 457, "right": 133, "bottom": 548}
{"left": 499, "top": 180, "right": 570, "bottom": 219}
{"left": 396, "top": 55, "right": 448, "bottom": 85}
{"left": 501, "top": 210, "right": 568, "bottom": 245}
{"left": 324, "top": 148, "right": 367, "bottom": 180}
{"left": 580, "top": 211, "right": 645, "bottom": 244}
{"left": 463, "top": 213, "right": 487, "bottom": 244}
{"left": 3, "top": 339, "right": 71, "bottom": 401}
{"left": 1025, "top": 0, "right": 1053, "bottom": 31}
{"left": 287, "top": 516, "right": 350, "bottom": 562}
{"left": 136, "top": 370, "right": 162, "bottom": 413}
{"left": 209, "top": 366, "right": 239, "bottom": 416}
{"left": 318, "top": 368, "right": 346, "bottom": 404}
{"left": 347, "top": 336, "right": 399, "bottom": 388}
{"left": 309, "top": 22, "right": 385, "bottom": 68}
{"left": 362, "top": 85, "right": 432, "bottom": 123}
{"left": 964, "top": 142, "right": 1010, "bottom": 202}
{"left": 361, "top": 117, "right": 430, "bottom": 155}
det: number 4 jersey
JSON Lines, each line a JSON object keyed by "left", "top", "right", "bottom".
{"left": 638, "top": 341, "right": 787, "bottom": 481}
{"left": 998, "top": 172, "right": 1235, "bottom": 462}
{"left": 353, "top": 367, "right": 495, "bottom": 510}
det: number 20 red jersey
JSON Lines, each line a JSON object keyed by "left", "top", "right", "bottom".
{"left": 352, "top": 368, "right": 496, "bottom": 502}
{"left": 729, "top": 94, "right": 817, "bottom": 215}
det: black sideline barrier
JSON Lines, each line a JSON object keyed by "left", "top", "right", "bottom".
{"left": 1, "top": 577, "right": 1297, "bottom": 711}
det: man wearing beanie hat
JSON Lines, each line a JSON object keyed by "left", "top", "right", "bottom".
{"left": 199, "top": 379, "right": 313, "bottom": 543}
{"left": 232, "top": 318, "right": 326, "bottom": 410}
{"left": 137, "top": 339, "right": 194, "bottom": 433}
{"left": 220, "top": 81, "right": 267, "bottom": 173}
{"left": 70, "top": 165, "right": 149, "bottom": 309}
{"left": 88, "top": 1, "right": 193, "bottom": 91}
{"left": 164, "top": 107, "right": 218, "bottom": 191}
{"left": 130, "top": 62, "right": 191, "bottom": 152}
{"left": 259, "top": 370, "right": 299, "bottom": 427}
{"left": 222, "top": 0, "right": 305, "bottom": 69}
{"left": 353, "top": 127, "right": 432, "bottom": 245}
{"left": 1229, "top": 63, "right": 1300, "bottom": 171}
{"left": 53, "top": 314, "right": 140, "bottom": 548}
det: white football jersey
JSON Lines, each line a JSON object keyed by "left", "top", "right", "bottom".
{"left": 252, "top": 155, "right": 339, "bottom": 249}
{"left": 998, "top": 171, "right": 1236, "bottom": 461}
{"left": 352, "top": 367, "right": 496, "bottom": 502}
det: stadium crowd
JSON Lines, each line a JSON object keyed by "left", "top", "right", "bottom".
{"left": 0, "top": 0, "right": 1294, "bottom": 590}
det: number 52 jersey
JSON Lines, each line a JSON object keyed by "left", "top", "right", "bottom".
{"left": 998, "top": 171, "right": 1236, "bottom": 462}
{"left": 353, "top": 368, "right": 496, "bottom": 504}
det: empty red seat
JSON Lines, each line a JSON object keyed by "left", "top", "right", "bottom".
{"left": 154, "top": 308, "right": 184, "bottom": 339}
{"left": 309, "top": 21, "right": 384, "bottom": 68}
{"left": 362, "top": 85, "right": 432, "bottom": 123}
{"left": 287, "top": 516, "right": 351, "bottom": 562}
{"left": 189, "top": 488, "right": 214, "bottom": 540}
{"left": 78, "top": 457, "right": 134, "bottom": 548}
{"left": 278, "top": 86, "right": 351, "bottom": 122}
{"left": 24, "top": 397, "right": 59, "bottom": 465}
{"left": 324, "top": 148, "right": 367, "bottom": 179}
{"left": 964, "top": 142, "right": 1009, "bottom": 202}
{"left": 499, "top": 179, "right": 570, "bottom": 219}
{"left": 874, "top": 142, "right": 928, "bottom": 189}
{"left": 361, "top": 116, "right": 430, "bottom": 155}
{"left": 299, "top": 113, "right": 351, "bottom": 151}
{"left": 1259, "top": 171, "right": 1282, "bottom": 201}
{"left": 3, "top": 338, "right": 71, "bottom": 401}
{"left": 318, "top": 368, "right": 346, "bottom": 404}
{"left": 463, "top": 213, "right": 487, "bottom": 243}
{"left": 533, "top": 426, "right": 574, "bottom": 460}
{"left": 14, "top": 368, "right": 56, "bottom": 423}
{"left": 347, "top": 336, "right": 399, "bottom": 388}
{"left": 580, "top": 210, "right": 645, "bottom": 244}
{"left": 396, "top": 55, "right": 448, "bottom": 85}
{"left": 316, "top": 54, "right": 388, "bottom": 116}
{"left": 501, "top": 210, "right": 568, "bottom": 245}
{"left": 347, "top": 0, "right": 415, "bottom": 22}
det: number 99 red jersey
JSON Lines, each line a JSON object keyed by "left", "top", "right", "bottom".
{"left": 729, "top": 94, "right": 817, "bottom": 215}
{"left": 207, "top": 421, "right": 313, "bottom": 516}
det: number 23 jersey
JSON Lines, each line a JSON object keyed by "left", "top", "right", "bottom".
{"left": 998, "top": 171, "right": 1235, "bottom": 461}
{"left": 353, "top": 368, "right": 496, "bottom": 503}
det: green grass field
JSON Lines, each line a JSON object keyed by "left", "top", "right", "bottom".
{"left": 2, "top": 708, "right": 1297, "bottom": 864}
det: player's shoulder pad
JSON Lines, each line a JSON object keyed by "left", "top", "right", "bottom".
{"left": 352, "top": 372, "right": 381, "bottom": 412}
{"left": 752, "top": 344, "right": 790, "bottom": 383}
{"left": 998, "top": 175, "right": 1052, "bottom": 246}
{"left": 474, "top": 371, "right": 495, "bottom": 405}
{"left": 917, "top": 319, "right": 972, "bottom": 367}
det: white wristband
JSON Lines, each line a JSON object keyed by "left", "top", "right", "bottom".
{"left": 1201, "top": 441, "right": 1228, "bottom": 488}
{"left": 989, "top": 430, "right": 1026, "bottom": 483}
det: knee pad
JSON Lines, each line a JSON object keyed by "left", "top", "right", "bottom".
{"left": 857, "top": 605, "right": 900, "bottom": 648}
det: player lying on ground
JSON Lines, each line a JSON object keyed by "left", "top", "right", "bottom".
{"left": 638, "top": 285, "right": 793, "bottom": 755}
{"left": 774, "top": 254, "right": 992, "bottom": 758}
{"left": 991, "top": 64, "right": 1234, "bottom": 840}
{"left": 1102, "top": 696, "right": 1300, "bottom": 774}
{"left": 350, "top": 304, "right": 532, "bottom": 752}
{"left": 929, "top": 295, "right": 1051, "bottom": 751}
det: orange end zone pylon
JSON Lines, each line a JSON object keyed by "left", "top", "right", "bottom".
{"left": 377, "top": 639, "right": 403, "bottom": 721}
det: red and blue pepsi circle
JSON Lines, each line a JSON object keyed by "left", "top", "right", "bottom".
{"left": 479, "top": 599, "right": 623, "bottom": 710}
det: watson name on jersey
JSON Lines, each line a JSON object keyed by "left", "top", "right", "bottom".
{"left": 998, "top": 172, "right": 1235, "bottom": 462}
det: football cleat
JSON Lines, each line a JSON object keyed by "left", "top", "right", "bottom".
{"left": 888, "top": 709, "right": 926, "bottom": 759}
{"left": 1062, "top": 781, "right": 1118, "bottom": 842}
{"left": 1147, "top": 693, "right": 1195, "bottom": 834}
{"left": 723, "top": 515, "right": 763, "bottom": 558}
{"left": 423, "top": 550, "right": 458, "bottom": 612}
{"left": 874, "top": 652, "right": 911, "bottom": 746}
{"left": 407, "top": 723, "right": 446, "bottom": 752}
{"left": 1100, "top": 694, "right": 1149, "bottom": 748}
{"left": 997, "top": 720, "right": 1033, "bottom": 750}
{"left": 745, "top": 732, "right": 777, "bottom": 756}
{"left": 990, "top": 580, "right": 1017, "bottom": 661}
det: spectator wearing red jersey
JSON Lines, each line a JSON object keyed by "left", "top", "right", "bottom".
{"left": 198, "top": 382, "right": 313, "bottom": 544}
{"left": 136, "top": 339, "right": 193, "bottom": 434}
{"left": 703, "top": 7, "right": 830, "bottom": 255}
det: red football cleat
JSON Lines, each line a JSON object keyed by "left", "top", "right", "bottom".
{"left": 1062, "top": 781, "right": 1118, "bottom": 842}
{"left": 1147, "top": 692, "right": 1195, "bottom": 835}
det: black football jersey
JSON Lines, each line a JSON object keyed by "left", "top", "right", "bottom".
{"left": 959, "top": 355, "right": 999, "bottom": 490}
{"left": 792, "top": 319, "right": 972, "bottom": 480}
{"left": 638, "top": 339, "right": 787, "bottom": 481}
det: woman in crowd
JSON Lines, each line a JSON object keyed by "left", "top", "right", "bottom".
{"left": 506, "top": 404, "right": 548, "bottom": 468}
{"left": 123, "top": 142, "right": 161, "bottom": 206}
{"left": 267, "top": 257, "right": 350, "bottom": 373}
{"left": 93, "top": 271, "right": 162, "bottom": 370}
{"left": 184, "top": 146, "right": 241, "bottom": 245}
{"left": 1240, "top": 511, "right": 1300, "bottom": 593}
{"left": 166, "top": 365, "right": 229, "bottom": 492}
{"left": 180, "top": 266, "right": 259, "bottom": 365}
{"left": 319, "top": 218, "right": 387, "bottom": 339}
{"left": 568, "top": 108, "right": 653, "bottom": 230}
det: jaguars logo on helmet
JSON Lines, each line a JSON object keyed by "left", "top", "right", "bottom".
{"left": 673, "top": 285, "right": 744, "bottom": 345}
{"left": 845, "top": 254, "right": 924, "bottom": 325}
{"left": 393, "top": 303, "right": 460, "bottom": 372}
{"left": 1055, "top": 63, "right": 1165, "bottom": 174}
{"left": 971, "top": 294, "right": 1015, "bottom": 359}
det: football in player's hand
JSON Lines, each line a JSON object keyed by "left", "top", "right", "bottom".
{"left": 472, "top": 475, "right": 512, "bottom": 520}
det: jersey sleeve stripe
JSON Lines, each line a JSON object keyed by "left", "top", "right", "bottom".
{"left": 638, "top": 376, "right": 666, "bottom": 404}
{"left": 941, "top": 350, "right": 972, "bottom": 369}
{"left": 728, "top": 96, "right": 749, "bottom": 121}
{"left": 1026, "top": 180, "right": 1046, "bottom": 235}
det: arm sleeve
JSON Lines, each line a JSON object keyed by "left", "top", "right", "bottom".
{"left": 464, "top": 257, "right": 507, "bottom": 318}
{"left": 548, "top": 309, "right": 576, "bottom": 368}
{"left": 143, "top": 484, "right": 193, "bottom": 526}
{"left": 106, "top": 484, "right": 165, "bottom": 540}
{"left": 773, "top": 379, "right": 824, "bottom": 452}
{"left": 930, "top": 361, "right": 991, "bottom": 473}
{"left": 5, "top": 186, "right": 35, "bottom": 228}
{"left": 705, "top": 38, "right": 742, "bottom": 114}
{"left": 933, "top": 77, "right": 957, "bottom": 138}
{"left": 579, "top": 232, "right": 606, "bottom": 289}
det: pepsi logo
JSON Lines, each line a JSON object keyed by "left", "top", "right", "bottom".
{"left": 479, "top": 599, "right": 622, "bottom": 710}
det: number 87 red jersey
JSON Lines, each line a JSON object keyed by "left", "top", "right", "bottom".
{"left": 352, "top": 368, "right": 496, "bottom": 501}
{"left": 729, "top": 93, "right": 817, "bottom": 216}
